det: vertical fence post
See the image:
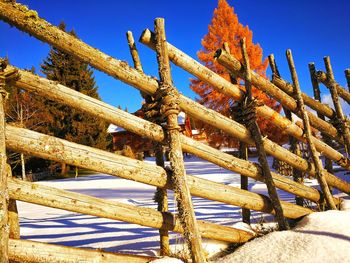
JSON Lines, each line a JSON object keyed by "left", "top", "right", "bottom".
{"left": 309, "top": 63, "right": 334, "bottom": 176}
{"left": 126, "top": 31, "right": 170, "bottom": 256}
{"left": 240, "top": 39, "right": 289, "bottom": 230}
{"left": 6, "top": 165, "right": 19, "bottom": 240}
{"left": 268, "top": 54, "right": 304, "bottom": 206}
{"left": 0, "top": 59, "right": 9, "bottom": 262}
{"left": 323, "top": 57, "right": 350, "bottom": 154}
{"left": 154, "top": 18, "right": 206, "bottom": 262}
{"left": 286, "top": 50, "right": 336, "bottom": 210}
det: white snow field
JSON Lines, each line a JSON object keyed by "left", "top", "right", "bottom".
{"left": 16, "top": 156, "right": 350, "bottom": 262}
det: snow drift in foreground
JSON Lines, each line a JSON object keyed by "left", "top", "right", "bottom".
{"left": 216, "top": 208, "right": 350, "bottom": 263}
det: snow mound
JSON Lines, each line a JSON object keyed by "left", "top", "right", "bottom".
{"left": 150, "top": 256, "right": 184, "bottom": 263}
{"left": 216, "top": 210, "right": 350, "bottom": 263}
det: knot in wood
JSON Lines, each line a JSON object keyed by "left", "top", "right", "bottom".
{"left": 155, "top": 84, "right": 180, "bottom": 119}
{"left": 141, "top": 95, "right": 163, "bottom": 124}
{"left": 230, "top": 97, "right": 263, "bottom": 129}
{"left": 329, "top": 117, "right": 347, "bottom": 133}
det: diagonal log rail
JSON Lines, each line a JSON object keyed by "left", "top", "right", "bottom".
{"left": 138, "top": 30, "right": 350, "bottom": 172}
{"left": 5, "top": 125, "right": 313, "bottom": 219}
{"left": 9, "top": 239, "right": 156, "bottom": 263}
{"left": 8, "top": 67, "right": 348, "bottom": 199}
{"left": 7, "top": 67, "right": 345, "bottom": 201}
{"left": 1, "top": 2, "right": 349, "bottom": 179}
{"left": 272, "top": 73, "right": 336, "bottom": 120}
{"left": 213, "top": 48, "right": 342, "bottom": 144}
{"left": 8, "top": 177, "right": 253, "bottom": 243}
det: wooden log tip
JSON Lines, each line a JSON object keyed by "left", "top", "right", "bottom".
{"left": 139, "top": 28, "right": 152, "bottom": 43}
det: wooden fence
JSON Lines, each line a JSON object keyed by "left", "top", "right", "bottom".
{"left": 0, "top": 1, "right": 349, "bottom": 262}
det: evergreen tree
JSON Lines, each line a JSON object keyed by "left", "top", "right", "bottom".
{"left": 41, "top": 22, "right": 109, "bottom": 171}
{"left": 191, "top": 0, "right": 285, "bottom": 148}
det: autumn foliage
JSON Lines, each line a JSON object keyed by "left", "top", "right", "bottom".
{"left": 191, "top": 0, "right": 285, "bottom": 148}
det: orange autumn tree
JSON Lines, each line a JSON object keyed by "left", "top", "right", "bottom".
{"left": 191, "top": 0, "right": 286, "bottom": 148}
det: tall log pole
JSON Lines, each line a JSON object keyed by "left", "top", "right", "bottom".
{"left": 126, "top": 31, "right": 169, "bottom": 256}
{"left": 309, "top": 63, "right": 334, "bottom": 175}
{"left": 286, "top": 50, "right": 336, "bottom": 210}
{"left": 323, "top": 56, "right": 350, "bottom": 154}
{"left": 0, "top": 4, "right": 348, "bottom": 175}
{"left": 7, "top": 67, "right": 348, "bottom": 198}
{"left": 316, "top": 70, "right": 350, "bottom": 105}
{"left": 0, "top": 59, "right": 9, "bottom": 263}
{"left": 241, "top": 39, "right": 289, "bottom": 230}
{"left": 154, "top": 18, "right": 205, "bottom": 262}
{"left": 345, "top": 69, "right": 350, "bottom": 92}
{"left": 269, "top": 54, "right": 304, "bottom": 206}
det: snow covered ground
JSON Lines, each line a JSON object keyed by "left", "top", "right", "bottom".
{"left": 16, "top": 155, "right": 350, "bottom": 261}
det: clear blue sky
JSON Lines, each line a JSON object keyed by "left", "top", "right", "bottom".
{"left": 1, "top": 0, "right": 350, "bottom": 112}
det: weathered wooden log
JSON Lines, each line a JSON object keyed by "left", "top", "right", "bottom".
{"left": 8, "top": 177, "right": 254, "bottom": 243}
{"left": 309, "top": 63, "right": 334, "bottom": 177}
{"left": 323, "top": 56, "right": 350, "bottom": 153}
{"left": 154, "top": 18, "right": 205, "bottom": 262}
{"left": 241, "top": 39, "right": 289, "bottom": 230}
{"left": 5, "top": 125, "right": 313, "bottom": 219}
{"left": 126, "top": 30, "right": 170, "bottom": 256}
{"left": 214, "top": 48, "right": 342, "bottom": 144}
{"left": 5, "top": 165, "right": 19, "bottom": 240}
{"left": 345, "top": 69, "right": 350, "bottom": 92}
{"left": 269, "top": 54, "right": 304, "bottom": 207}
{"left": 0, "top": 62, "right": 9, "bottom": 263}
{"left": 239, "top": 143, "right": 250, "bottom": 224}
{"left": 272, "top": 75, "right": 336, "bottom": 119}
{"left": 316, "top": 71, "right": 350, "bottom": 105}
{"left": 1, "top": 3, "right": 348, "bottom": 178}
{"left": 286, "top": 50, "right": 336, "bottom": 210}
{"left": 138, "top": 30, "right": 350, "bottom": 173}
{"left": 9, "top": 239, "right": 156, "bottom": 263}
{"left": 126, "top": 31, "right": 143, "bottom": 72}
{"left": 9, "top": 68, "right": 349, "bottom": 199}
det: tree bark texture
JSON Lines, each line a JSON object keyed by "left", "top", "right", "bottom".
{"left": 239, "top": 143, "right": 250, "bottom": 224}
{"left": 5, "top": 125, "right": 313, "bottom": 219}
{"left": 8, "top": 177, "right": 253, "bottom": 243}
{"left": 154, "top": 18, "right": 205, "bottom": 263}
{"left": 286, "top": 50, "right": 336, "bottom": 210}
{"left": 316, "top": 71, "right": 350, "bottom": 105}
{"left": 7, "top": 67, "right": 348, "bottom": 199}
{"left": 241, "top": 39, "right": 289, "bottom": 230}
{"left": 0, "top": 1, "right": 348, "bottom": 177}
{"left": 9, "top": 239, "right": 156, "bottom": 263}
{"left": 0, "top": 65, "right": 9, "bottom": 263}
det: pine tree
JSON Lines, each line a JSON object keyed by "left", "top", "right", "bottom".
{"left": 191, "top": 0, "right": 284, "bottom": 148}
{"left": 41, "top": 22, "right": 109, "bottom": 172}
